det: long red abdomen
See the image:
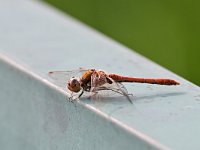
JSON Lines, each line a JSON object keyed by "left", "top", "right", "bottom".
{"left": 109, "top": 74, "right": 180, "bottom": 85}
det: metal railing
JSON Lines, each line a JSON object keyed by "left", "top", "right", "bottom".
{"left": 0, "top": 0, "right": 199, "bottom": 149}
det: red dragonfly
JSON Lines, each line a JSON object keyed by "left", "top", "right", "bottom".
{"left": 48, "top": 68, "right": 180, "bottom": 103}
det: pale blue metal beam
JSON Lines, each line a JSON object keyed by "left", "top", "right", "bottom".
{"left": 0, "top": 0, "right": 200, "bottom": 150}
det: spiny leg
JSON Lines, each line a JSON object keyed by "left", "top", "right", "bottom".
{"left": 77, "top": 90, "right": 84, "bottom": 98}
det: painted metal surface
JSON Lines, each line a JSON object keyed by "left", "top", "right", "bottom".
{"left": 0, "top": 0, "right": 200, "bottom": 149}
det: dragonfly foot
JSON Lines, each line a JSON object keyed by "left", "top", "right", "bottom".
{"left": 68, "top": 96, "right": 75, "bottom": 103}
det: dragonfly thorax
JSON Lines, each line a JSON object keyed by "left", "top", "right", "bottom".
{"left": 67, "top": 77, "right": 81, "bottom": 93}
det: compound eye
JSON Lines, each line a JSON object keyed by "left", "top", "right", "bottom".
{"left": 67, "top": 78, "right": 81, "bottom": 93}
{"left": 71, "top": 79, "right": 78, "bottom": 86}
{"left": 67, "top": 82, "right": 70, "bottom": 86}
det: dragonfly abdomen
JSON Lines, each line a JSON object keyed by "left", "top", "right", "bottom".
{"left": 109, "top": 74, "right": 180, "bottom": 85}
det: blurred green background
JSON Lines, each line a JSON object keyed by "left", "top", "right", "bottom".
{"left": 43, "top": 0, "right": 200, "bottom": 86}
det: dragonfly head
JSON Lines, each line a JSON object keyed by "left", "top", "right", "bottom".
{"left": 67, "top": 77, "right": 81, "bottom": 93}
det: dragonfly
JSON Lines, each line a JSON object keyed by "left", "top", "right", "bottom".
{"left": 48, "top": 68, "right": 180, "bottom": 103}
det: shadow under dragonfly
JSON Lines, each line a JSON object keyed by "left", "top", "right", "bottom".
{"left": 80, "top": 92, "right": 186, "bottom": 105}
{"left": 134, "top": 92, "right": 186, "bottom": 101}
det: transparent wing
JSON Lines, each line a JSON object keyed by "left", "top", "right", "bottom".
{"left": 48, "top": 68, "right": 88, "bottom": 90}
{"left": 99, "top": 83, "right": 132, "bottom": 99}
{"left": 90, "top": 71, "right": 100, "bottom": 92}
{"left": 98, "top": 82, "right": 129, "bottom": 96}
{"left": 90, "top": 73, "right": 133, "bottom": 103}
{"left": 107, "top": 77, "right": 133, "bottom": 103}
{"left": 89, "top": 83, "right": 133, "bottom": 106}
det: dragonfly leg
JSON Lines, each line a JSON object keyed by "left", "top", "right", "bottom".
{"left": 88, "top": 92, "right": 98, "bottom": 100}
{"left": 68, "top": 92, "right": 76, "bottom": 102}
{"left": 77, "top": 90, "right": 84, "bottom": 98}
{"left": 68, "top": 90, "right": 84, "bottom": 103}
{"left": 68, "top": 96, "right": 73, "bottom": 102}
{"left": 68, "top": 92, "right": 72, "bottom": 100}
{"left": 69, "top": 96, "right": 77, "bottom": 103}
